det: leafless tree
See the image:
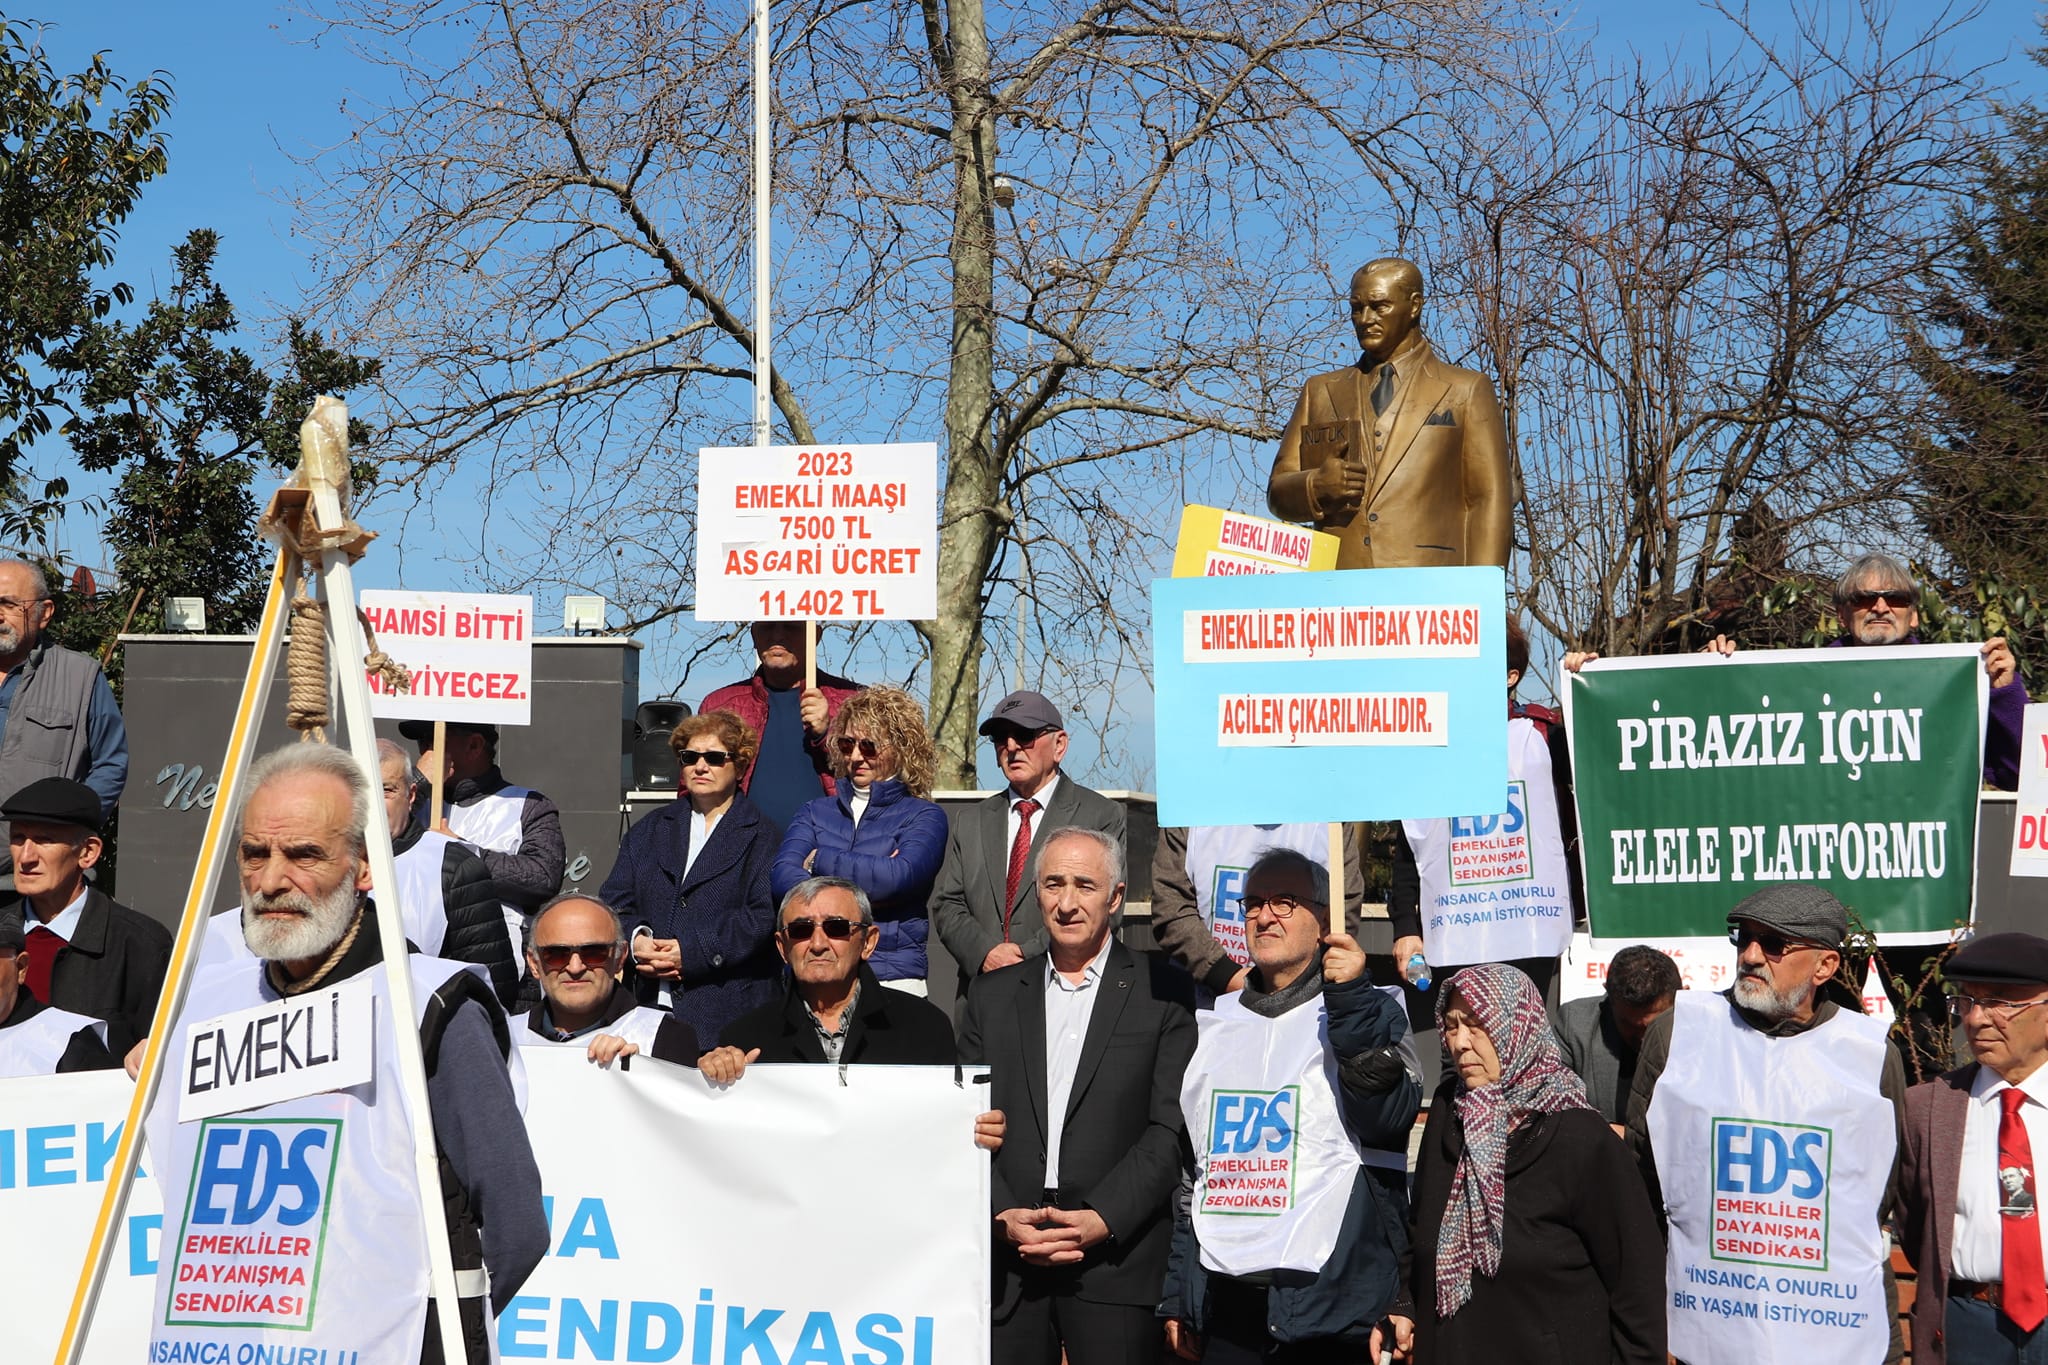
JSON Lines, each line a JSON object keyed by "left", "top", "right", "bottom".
{"left": 294, "top": 0, "right": 1545, "bottom": 783}
{"left": 1421, "top": 0, "right": 1993, "bottom": 660}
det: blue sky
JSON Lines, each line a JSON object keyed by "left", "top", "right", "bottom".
{"left": 25, "top": 0, "right": 2048, "bottom": 786}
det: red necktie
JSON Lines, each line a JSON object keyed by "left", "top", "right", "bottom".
{"left": 1001, "top": 798, "right": 1040, "bottom": 941}
{"left": 2000, "top": 1087, "right": 2046, "bottom": 1332}
{"left": 24, "top": 924, "right": 64, "bottom": 1004}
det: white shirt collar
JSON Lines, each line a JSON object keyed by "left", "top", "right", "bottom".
{"left": 1046, "top": 933, "right": 1114, "bottom": 991}
{"left": 1010, "top": 771, "right": 1060, "bottom": 812}
{"left": 1971, "top": 1060, "right": 2048, "bottom": 1108}
{"left": 31, "top": 884, "right": 90, "bottom": 942}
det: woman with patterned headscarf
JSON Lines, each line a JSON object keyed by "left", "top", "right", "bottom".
{"left": 1406, "top": 963, "right": 1666, "bottom": 1363}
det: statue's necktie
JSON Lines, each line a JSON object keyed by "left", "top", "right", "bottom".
{"left": 1370, "top": 362, "right": 1396, "bottom": 415}
{"left": 2000, "top": 1087, "right": 2047, "bottom": 1331}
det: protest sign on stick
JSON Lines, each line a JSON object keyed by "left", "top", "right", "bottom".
{"left": 1171, "top": 504, "right": 1339, "bottom": 577}
{"left": 360, "top": 589, "right": 535, "bottom": 725}
{"left": 1564, "top": 646, "right": 1985, "bottom": 944}
{"left": 1152, "top": 567, "right": 1507, "bottom": 827}
{"left": 2011, "top": 702, "right": 2048, "bottom": 876}
{"left": 695, "top": 442, "right": 939, "bottom": 621}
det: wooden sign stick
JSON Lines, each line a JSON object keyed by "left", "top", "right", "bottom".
{"left": 429, "top": 717, "right": 447, "bottom": 829}
{"left": 1328, "top": 821, "right": 1347, "bottom": 939}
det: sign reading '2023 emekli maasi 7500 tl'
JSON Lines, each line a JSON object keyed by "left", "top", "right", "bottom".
{"left": 1151, "top": 566, "right": 1507, "bottom": 827}
{"left": 695, "top": 442, "right": 938, "bottom": 621}
{"left": 1563, "top": 645, "right": 1987, "bottom": 943}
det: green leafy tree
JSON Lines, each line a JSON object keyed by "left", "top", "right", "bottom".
{"left": 1905, "top": 37, "right": 2048, "bottom": 653}
{"left": 0, "top": 19, "right": 170, "bottom": 534}
{"left": 45, "top": 230, "right": 380, "bottom": 682}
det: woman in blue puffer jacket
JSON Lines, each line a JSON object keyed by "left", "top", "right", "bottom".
{"left": 770, "top": 686, "right": 949, "bottom": 988}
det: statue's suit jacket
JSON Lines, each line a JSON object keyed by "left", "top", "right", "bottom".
{"left": 1267, "top": 337, "right": 1512, "bottom": 569}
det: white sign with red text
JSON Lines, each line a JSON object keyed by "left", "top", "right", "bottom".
{"left": 695, "top": 442, "right": 938, "bottom": 621}
{"left": 360, "top": 590, "right": 535, "bottom": 725}
{"left": 2010, "top": 703, "right": 2048, "bottom": 876}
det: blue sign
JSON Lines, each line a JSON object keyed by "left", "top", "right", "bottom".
{"left": 1151, "top": 568, "right": 1508, "bottom": 824}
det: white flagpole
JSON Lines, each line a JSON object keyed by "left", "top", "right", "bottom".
{"left": 753, "top": 0, "right": 771, "bottom": 445}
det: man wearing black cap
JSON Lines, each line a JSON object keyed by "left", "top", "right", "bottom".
{"left": 401, "top": 717, "right": 566, "bottom": 1002}
{"left": 1900, "top": 931, "right": 2048, "bottom": 1364}
{"left": 1625, "top": 883, "right": 1907, "bottom": 1364}
{"left": 4, "top": 776, "right": 169, "bottom": 1056}
{"left": 930, "top": 690, "right": 1126, "bottom": 1009}
{"left": 0, "top": 907, "right": 114, "bottom": 1075}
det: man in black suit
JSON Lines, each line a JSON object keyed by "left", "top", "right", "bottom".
{"left": 931, "top": 691, "right": 1127, "bottom": 1005}
{"left": 959, "top": 826, "right": 1196, "bottom": 1365}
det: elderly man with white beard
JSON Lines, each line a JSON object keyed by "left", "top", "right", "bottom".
{"left": 144, "top": 744, "right": 547, "bottom": 1365}
{"left": 1625, "top": 884, "right": 1908, "bottom": 1365}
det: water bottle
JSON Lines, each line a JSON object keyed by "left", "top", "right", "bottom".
{"left": 1404, "top": 952, "right": 1432, "bottom": 992}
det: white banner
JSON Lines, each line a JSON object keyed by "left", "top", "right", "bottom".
{"left": 2013, "top": 703, "right": 2048, "bottom": 876}
{"left": 695, "top": 442, "right": 939, "bottom": 621}
{"left": 22, "top": 1053, "right": 991, "bottom": 1364}
{"left": 361, "top": 589, "right": 536, "bottom": 725}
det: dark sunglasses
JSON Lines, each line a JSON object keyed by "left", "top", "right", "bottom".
{"left": 1728, "top": 924, "right": 1824, "bottom": 960}
{"left": 835, "top": 737, "right": 882, "bottom": 759}
{"left": 987, "top": 725, "right": 1054, "bottom": 749}
{"left": 1845, "top": 589, "right": 1912, "bottom": 612}
{"left": 782, "top": 916, "right": 872, "bottom": 941}
{"left": 535, "top": 941, "right": 619, "bottom": 971}
{"left": 676, "top": 748, "right": 733, "bottom": 768}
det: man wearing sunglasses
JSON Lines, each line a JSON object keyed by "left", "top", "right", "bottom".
{"left": 706, "top": 877, "right": 959, "bottom": 1070}
{"left": 1625, "top": 883, "right": 1908, "bottom": 1364}
{"left": 1900, "top": 932, "right": 2048, "bottom": 1364}
{"left": 520, "top": 893, "right": 699, "bottom": 1066}
{"left": 930, "top": 690, "right": 1126, "bottom": 1011}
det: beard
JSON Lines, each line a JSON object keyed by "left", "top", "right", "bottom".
{"left": 1731, "top": 964, "right": 1815, "bottom": 1023}
{"left": 0, "top": 617, "right": 21, "bottom": 655}
{"left": 242, "top": 870, "right": 361, "bottom": 963}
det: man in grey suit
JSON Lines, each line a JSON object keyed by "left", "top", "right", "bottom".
{"left": 1556, "top": 944, "right": 1679, "bottom": 1132}
{"left": 1901, "top": 932, "right": 2048, "bottom": 1364}
{"left": 930, "top": 690, "right": 1126, "bottom": 1002}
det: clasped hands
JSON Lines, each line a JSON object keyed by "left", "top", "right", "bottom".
{"left": 995, "top": 1204, "right": 1110, "bottom": 1266}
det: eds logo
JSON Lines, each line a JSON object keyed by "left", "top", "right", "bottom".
{"left": 166, "top": 1118, "right": 342, "bottom": 1330}
{"left": 1708, "top": 1118, "right": 1831, "bottom": 1270}
{"left": 1446, "top": 781, "right": 1533, "bottom": 887}
{"left": 1199, "top": 1088, "right": 1297, "bottom": 1216}
{"left": 1208, "top": 866, "right": 1250, "bottom": 964}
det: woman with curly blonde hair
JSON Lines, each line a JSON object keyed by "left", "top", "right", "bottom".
{"left": 771, "top": 687, "right": 949, "bottom": 989}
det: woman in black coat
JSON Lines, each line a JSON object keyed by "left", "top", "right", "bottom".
{"left": 1406, "top": 963, "right": 1666, "bottom": 1364}
{"left": 598, "top": 709, "right": 781, "bottom": 1049}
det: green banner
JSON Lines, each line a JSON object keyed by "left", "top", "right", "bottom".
{"left": 1564, "top": 646, "right": 1984, "bottom": 941}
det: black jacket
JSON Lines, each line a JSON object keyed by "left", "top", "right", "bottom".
{"left": 958, "top": 941, "right": 1197, "bottom": 1314}
{"left": 1410, "top": 1081, "right": 1666, "bottom": 1365}
{"left": 723, "top": 963, "right": 956, "bottom": 1064}
{"left": 33, "top": 885, "right": 171, "bottom": 1058}
{"left": 522, "top": 982, "right": 701, "bottom": 1065}
{"left": 395, "top": 816, "right": 518, "bottom": 1007}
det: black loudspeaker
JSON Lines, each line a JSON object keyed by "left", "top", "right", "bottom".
{"left": 631, "top": 700, "right": 693, "bottom": 790}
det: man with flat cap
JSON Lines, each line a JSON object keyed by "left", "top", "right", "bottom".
{"left": 930, "top": 690, "right": 1126, "bottom": 1009}
{"left": 1900, "top": 931, "right": 2048, "bottom": 1363}
{"left": 4, "top": 776, "right": 169, "bottom": 1056}
{"left": 0, "top": 907, "right": 114, "bottom": 1075}
{"left": 1626, "top": 884, "right": 1906, "bottom": 1364}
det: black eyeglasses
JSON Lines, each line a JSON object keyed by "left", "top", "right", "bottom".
{"left": 1242, "top": 894, "right": 1319, "bottom": 920}
{"left": 835, "top": 737, "right": 882, "bottom": 759}
{"left": 535, "top": 941, "right": 620, "bottom": 971}
{"left": 782, "top": 916, "right": 871, "bottom": 941}
{"left": 1845, "top": 589, "right": 1912, "bottom": 612}
{"left": 676, "top": 749, "right": 732, "bottom": 768}
{"left": 1729, "top": 925, "right": 1825, "bottom": 960}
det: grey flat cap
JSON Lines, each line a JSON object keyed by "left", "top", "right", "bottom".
{"left": 1727, "top": 884, "right": 1848, "bottom": 949}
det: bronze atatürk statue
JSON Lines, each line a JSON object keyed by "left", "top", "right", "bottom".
{"left": 1267, "top": 258, "right": 1511, "bottom": 569}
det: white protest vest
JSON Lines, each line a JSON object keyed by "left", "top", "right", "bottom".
{"left": 394, "top": 829, "right": 456, "bottom": 955}
{"left": 0, "top": 1004, "right": 106, "bottom": 1077}
{"left": 1647, "top": 990, "right": 1894, "bottom": 1364}
{"left": 447, "top": 786, "right": 533, "bottom": 973}
{"left": 1181, "top": 991, "right": 1364, "bottom": 1275}
{"left": 1402, "top": 717, "right": 1572, "bottom": 965}
{"left": 516, "top": 1002, "right": 668, "bottom": 1053}
{"left": 146, "top": 955, "right": 470, "bottom": 1362}
{"left": 1186, "top": 824, "right": 1332, "bottom": 968}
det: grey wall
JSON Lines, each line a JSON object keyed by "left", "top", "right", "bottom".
{"left": 114, "top": 634, "right": 639, "bottom": 926}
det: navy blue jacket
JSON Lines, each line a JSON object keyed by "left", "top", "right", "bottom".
{"left": 598, "top": 794, "right": 782, "bottom": 1048}
{"left": 1160, "top": 974, "right": 1418, "bottom": 1344}
{"left": 770, "top": 780, "right": 947, "bottom": 982}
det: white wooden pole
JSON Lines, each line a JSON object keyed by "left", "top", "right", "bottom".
{"left": 752, "top": 0, "right": 771, "bottom": 444}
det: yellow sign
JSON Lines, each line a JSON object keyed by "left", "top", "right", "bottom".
{"left": 1171, "top": 505, "right": 1339, "bottom": 578}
